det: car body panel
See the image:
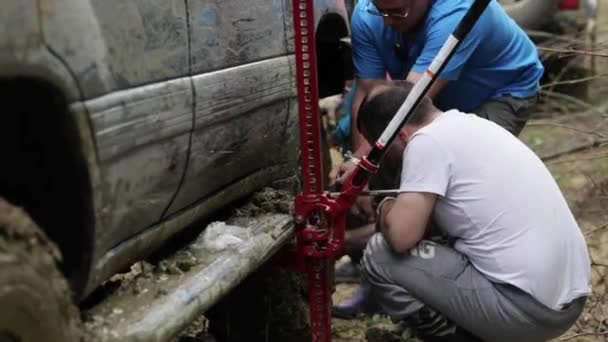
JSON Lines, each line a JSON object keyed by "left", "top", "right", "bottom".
{"left": 39, "top": 0, "right": 115, "bottom": 99}
{"left": 0, "top": 0, "right": 82, "bottom": 101}
{"left": 70, "top": 0, "right": 193, "bottom": 258}
{"left": 85, "top": 78, "right": 192, "bottom": 255}
{"left": 164, "top": 57, "right": 297, "bottom": 216}
{"left": 187, "top": 0, "right": 289, "bottom": 75}
{"left": 87, "top": 0, "right": 190, "bottom": 91}
{"left": 0, "top": 0, "right": 350, "bottom": 298}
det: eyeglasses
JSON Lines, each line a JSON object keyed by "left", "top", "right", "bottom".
{"left": 366, "top": 2, "right": 410, "bottom": 19}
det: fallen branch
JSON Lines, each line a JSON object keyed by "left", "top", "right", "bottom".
{"left": 527, "top": 122, "right": 608, "bottom": 139}
{"left": 531, "top": 122, "right": 608, "bottom": 163}
{"left": 530, "top": 112, "right": 601, "bottom": 125}
{"left": 529, "top": 112, "right": 604, "bottom": 125}
{"left": 540, "top": 140, "right": 608, "bottom": 162}
{"left": 585, "top": 223, "right": 608, "bottom": 237}
{"left": 555, "top": 331, "right": 608, "bottom": 341}
{"left": 547, "top": 152, "right": 608, "bottom": 165}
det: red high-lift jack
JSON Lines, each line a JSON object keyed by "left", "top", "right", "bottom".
{"left": 286, "top": 0, "right": 491, "bottom": 340}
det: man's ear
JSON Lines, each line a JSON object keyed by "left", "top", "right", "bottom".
{"left": 398, "top": 128, "right": 409, "bottom": 142}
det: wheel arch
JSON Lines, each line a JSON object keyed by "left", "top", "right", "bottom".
{"left": 315, "top": 12, "right": 351, "bottom": 98}
{"left": 0, "top": 76, "right": 95, "bottom": 298}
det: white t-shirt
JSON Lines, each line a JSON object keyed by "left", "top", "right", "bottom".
{"left": 399, "top": 110, "right": 591, "bottom": 310}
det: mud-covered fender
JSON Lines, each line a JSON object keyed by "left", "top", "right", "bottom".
{"left": 0, "top": 0, "right": 81, "bottom": 102}
{"left": 314, "top": 0, "right": 351, "bottom": 29}
{"left": 0, "top": 0, "right": 106, "bottom": 296}
{"left": 38, "top": 0, "right": 114, "bottom": 100}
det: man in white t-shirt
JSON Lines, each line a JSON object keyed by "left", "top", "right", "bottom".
{"left": 355, "top": 81, "right": 591, "bottom": 341}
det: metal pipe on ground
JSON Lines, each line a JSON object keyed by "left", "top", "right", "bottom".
{"left": 84, "top": 214, "right": 294, "bottom": 342}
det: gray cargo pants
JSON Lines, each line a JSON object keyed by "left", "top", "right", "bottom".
{"left": 362, "top": 234, "right": 586, "bottom": 341}
{"left": 472, "top": 94, "right": 538, "bottom": 136}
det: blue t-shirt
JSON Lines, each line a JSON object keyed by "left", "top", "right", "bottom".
{"left": 351, "top": 0, "right": 544, "bottom": 112}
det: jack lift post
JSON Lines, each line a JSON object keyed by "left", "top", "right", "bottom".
{"left": 286, "top": 0, "right": 491, "bottom": 341}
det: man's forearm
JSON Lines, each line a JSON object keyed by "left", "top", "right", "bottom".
{"left": 406, "top": 71, "right": 448, "bottom": 99}
{"left": 380, "top": 214, "right": 420, "bottom": 254}
{"left": 377, "top": 194, "right": 434, "bottom": 254}
{"left": 353, "top": 141, "right": 371, "bottom": 158}
{"left": 350, "top": 86, "right": 367, "bottom": 155}
{"left": 350, "top": 79, "right": 379, "bottom": 156}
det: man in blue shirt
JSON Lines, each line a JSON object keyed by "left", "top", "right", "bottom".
{"left": 347, "top": 0, "right": 543, "bottom": 154}
{"left": 333, "top": 0, "right": 545, "bottom": 320}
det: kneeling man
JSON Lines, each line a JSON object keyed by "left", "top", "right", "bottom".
{"left": 357, "top": 81, "right": 591, "bottom": 341}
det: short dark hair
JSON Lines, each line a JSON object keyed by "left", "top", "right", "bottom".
{"left": 357, "top": 81, "right": 434, "bottom": 142}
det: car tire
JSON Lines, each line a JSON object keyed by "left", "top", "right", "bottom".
{"left": 0, "top": 198, "right": 81, "bottom": 342}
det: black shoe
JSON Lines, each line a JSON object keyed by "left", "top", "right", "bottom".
{"left": 422, "top": 327, "right": 483, "bottom": 342}
{"left": 404, "top": 307, "right": 483, "bottom": 342}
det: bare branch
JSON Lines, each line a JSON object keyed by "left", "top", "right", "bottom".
{"left": 545, "top": 57, "right": 584, "bottom": 94}
{"left": 540, "top": 91, "right": 608, "bottom": 116}
{"left": 525, "top": 30, "right": 582, "bottom": 45}
{"left": 540, "top": 140, "right": 608, "bottom": 161}
{"left": 537, "top": 47, "right": 608, "bottom": 58}
{"left": 541, "top": 72, "right": 608, "bottom": 89}
{"left": 552, "top": 56, "right": 580, "bottom": 77}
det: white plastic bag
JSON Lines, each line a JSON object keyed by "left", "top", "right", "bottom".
{"left": 191, "top": 221, "right": 251, "bottom": 252}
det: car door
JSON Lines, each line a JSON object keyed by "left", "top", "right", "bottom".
{"left": 164, "top": 0, "right": 298, "bottom": 215}
{"left": 82, "top": 0, "right": 193, "bottom": 253}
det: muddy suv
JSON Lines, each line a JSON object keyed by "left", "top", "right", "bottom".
{"left": 0, "top": 1, "right": 350, "bottom": 341}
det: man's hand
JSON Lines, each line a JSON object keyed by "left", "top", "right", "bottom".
{"left": 328, "top": 158, "right": 376, "bottom": 222}
{"left": 329, "top": 160, "right": 358, "bottom": 186}
{"left": 351, "top": 79, "right": 379, "bottom": 153}
{"left": 319, "top": 94, "right": 344, "bottom": 130}
{"left": 375, "top": 196, "right": 396, "bottom": 232}
{"left": 350, "top": 195, "right": 376, "bottom": 222}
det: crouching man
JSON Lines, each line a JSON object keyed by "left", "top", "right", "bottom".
{"left": 357, "top": 81, "right": 591, "bottom": 341}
